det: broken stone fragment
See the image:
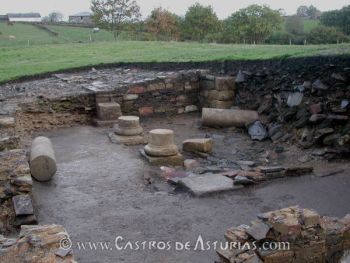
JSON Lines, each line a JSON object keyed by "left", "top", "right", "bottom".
{"left": 302, "top": 209, "right": 320, "bottom": 227}
{"left": 182, "top": 138, "right": 213, "bottom": 153}
{"left": 184, "top": 159, "right": 200, "bottom": 170}
{"left": 12, "top": 195, "right": 34, "bottom": 216}
{"left": 234, "top": 175, "right": 255, "bottom": 186}
{"left": 246, "top": 220, "right": 271, "bottom": 241}
{"left": 309, "top": 114, "right": 327, "bottom": 123}
{"left": 312, "top": 79, "right": 328, "bottom": 91}
{"left": 248, "top": 121, "right": 268, "bottom": 141}
{"left": 269, "top": 214, "right": 302, "bottom": 237}
{"left": 287, "top": 92, "right": 303, "bottom": 107}
{"left": 235, "top": 70, "right": 246, "bottom": 83}
{"left": 202, "top": 108, "right": 259, "bottom": 128}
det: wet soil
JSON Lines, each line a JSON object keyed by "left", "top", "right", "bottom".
{"left": 33, "top": 114, "right": 350, "bottom": 263}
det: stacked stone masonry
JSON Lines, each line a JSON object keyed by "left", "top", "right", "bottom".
{"left": 217, "top": 206, "right": 350, "bottom": 263}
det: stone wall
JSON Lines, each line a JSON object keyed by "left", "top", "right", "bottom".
{"left": 0, "top": 224, "right": 76, "bottom": 263}
{"left": 217, "top": 206, "right": 350, "bottom": 263}
{"left": 94, "top": 70, "right": 201, "bottom": 116}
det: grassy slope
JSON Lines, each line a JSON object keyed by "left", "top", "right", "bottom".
{"left": 1, "top": 41, "right": 350, "bottom": 82}
{"left": 46, "top": 25, "right": 115, "bottom": 42}
{"left": 0, "top": 22, "right": 64, "bottom": 47}
{"left": 0, "top": 22, "right": 349, "bottom": 83}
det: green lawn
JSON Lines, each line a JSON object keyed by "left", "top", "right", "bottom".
{"left": 0, "top": 22, "right": 349, "bottom": 83}
{"left": 46, "top": 25, "right": 115, "bottom": 43}
{"left": 1, "top": 41, "right": 350, "bottom": 83}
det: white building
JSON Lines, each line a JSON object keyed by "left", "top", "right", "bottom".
{"left": 7, "top": 13, "right": 41, "bottom": 22}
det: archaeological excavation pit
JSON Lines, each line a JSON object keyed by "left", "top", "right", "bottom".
{"left": 0, "top": 57, "right": 350, "bottom": 263}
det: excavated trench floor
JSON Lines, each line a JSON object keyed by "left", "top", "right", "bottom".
{"left": 33, "top": 114, "right": 350, "bottom": 263}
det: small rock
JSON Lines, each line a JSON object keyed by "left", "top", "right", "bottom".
{"left": 183, "top": 138, "right": 213, "bottom": 153}
{"left": 312, "top": 79, "right": 328, "bottom": 91}
{"left": 341, "top": 100, "right": 349, "bottom": 109}
{"left": 331, "top": 73, "right": 346, "bottom": 82}
{"left": 235, "top": 70, "right": 245, "bottom": 83}
{"left": 246, "top": 221, "right": 270, "bottom": 241}
{"left": 309, "top": 103, "right": 322, "bottom": 114}
{"left": 234, "top": 176, "right": 255, "bottom": 186}
{"left": 248, "top": 121, "right": 268, "bottom": 141}
{"left": 12, "top": 195, "right": 34, "bottom": 216}
{"left": 184, "top": 159, "right": 200, "bottom": 170}
{"left": 287, "top": 92, "right": 303, "bottom": 107}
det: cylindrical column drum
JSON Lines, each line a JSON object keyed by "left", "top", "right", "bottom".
{"left": 30, "top": 136, "right": 57, "bottom": 182}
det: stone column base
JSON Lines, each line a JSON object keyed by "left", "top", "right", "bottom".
{"left": 108, "top": 133, "right": 146, "bottom": 146}
{"left": 140, "top": 149, "right": 184, "bottom": 166}
{"left": 93, "top": 119, "right": 119, "bottom": 127}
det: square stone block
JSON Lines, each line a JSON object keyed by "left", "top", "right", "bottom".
{"left": 97, "top": 102, "right": 121, "bottom": 121}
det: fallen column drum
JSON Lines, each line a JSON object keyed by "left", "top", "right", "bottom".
{"left": 30, "top": 136, "right": 57, "bottom": 182}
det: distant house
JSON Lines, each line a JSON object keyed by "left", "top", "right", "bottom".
{"left": 0, "top": 15, "right": 9, "bottom": 22}
{"left": 7, "top": 13, "right": 41, "bottom": 22}
{"left": 69, "top": 12, "right": 93, "bottom": 24}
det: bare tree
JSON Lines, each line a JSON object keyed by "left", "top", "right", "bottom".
{"left": 48, "top": 12, "right": 63, "bottom": 22}
{"left": 91, "top": 0, "right": 141, "bottom": 40}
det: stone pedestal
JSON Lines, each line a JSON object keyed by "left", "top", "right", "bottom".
{"left": 94, "top": 102, "right": 122, "bottom": 127}
{"left": 109, "top": 116, "right": 146, "bottom": 146}
{"left": 142, "top": 129, "right": 183, "bottom": 166}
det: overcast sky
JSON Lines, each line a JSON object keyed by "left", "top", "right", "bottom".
{"left": 0, "top": 0, "right": 348, "bottom": 19}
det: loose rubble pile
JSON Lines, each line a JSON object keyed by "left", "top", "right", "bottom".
{"left": 231, "top": 66, "right": 350, "bottom": 159}
{"left": 0, "top": 224, "right": 76, "bottom": 263}
{"left": 217, "top": 206, "right": 350, "bottom": 263}
{"left": 0, "top": 149, "right": 35, "bottom": 234}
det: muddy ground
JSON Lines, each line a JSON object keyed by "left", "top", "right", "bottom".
{"left": 32, "top": 114, "right": 350, "bottom": 263}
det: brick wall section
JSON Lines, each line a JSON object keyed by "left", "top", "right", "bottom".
{"left": 95, "top": 70, "right": 201, "bottom": 117}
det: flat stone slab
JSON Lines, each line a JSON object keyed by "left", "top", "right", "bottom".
{"left": 140, "top": 149, "right": 183, "bottom": 166}
{"left": 12, "top": 195, "right": 34, "bottom": 216}
{"left": 179, "top": 173, "right": 241, "bottom": 197}
{"left": 109, "top": 133, "right": 146, "bottom": 146}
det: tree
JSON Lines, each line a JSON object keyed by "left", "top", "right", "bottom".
{"left": 182, "top": 3, "right": 219, "bottom": 42}
{"left": 306, "top": 5, "right": 321, "bottom": 19}
{"left": 307, "top": 25, "right": 349, "bottom": 44}
{"left": 285, "top": 16, "right": 304, "bottom": 35}
{"left": 42, "top": 12, "right": 63, "bottom": 23}
{"left": 145, "top": 7, "right": 180, "bottom": 40}
{"left": 320, "top": 5, "right": 350, "bottom": 35}
{"left": 91, "top": 0, "right": 141, "bottom": 39}
{"left": 296, "top": 6, "right": 309, "bottom": 17}
{"left": 223, "top": 5, "right": 282, "bottom": 44}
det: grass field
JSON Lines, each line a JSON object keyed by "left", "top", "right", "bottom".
{"left": 0, "top": 22, "right": 349, "bottom": 83}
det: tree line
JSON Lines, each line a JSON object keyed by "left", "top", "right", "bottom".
{"left": 88, "top": 1, "right": 349, "bottom": 44}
